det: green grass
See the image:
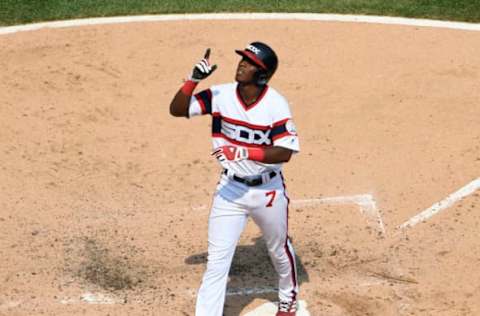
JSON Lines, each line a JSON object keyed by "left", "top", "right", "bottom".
{"left": 1, "top": 0, "right": 480, "bottom": 26}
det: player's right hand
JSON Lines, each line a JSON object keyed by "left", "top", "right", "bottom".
{"left": 190, "top": 48, "right": 218, "bottom": 82}
{"left": 212, "top": 145, "right": 248, "bottom": 162}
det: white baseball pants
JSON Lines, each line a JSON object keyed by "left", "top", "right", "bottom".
{"left": 195, "top": 173, "right": 298, "bottom": 316}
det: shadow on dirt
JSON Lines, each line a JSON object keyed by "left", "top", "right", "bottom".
{"left": 185, "top": 236, "right": 309, "bottom": 315}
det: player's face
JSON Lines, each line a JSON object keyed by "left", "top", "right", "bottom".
{"left": 235, "top": 57, "right": 258, "bottom": 83}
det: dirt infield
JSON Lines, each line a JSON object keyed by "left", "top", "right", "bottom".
{"left": 1, "top": 17, "right": 479, "bottom": 315}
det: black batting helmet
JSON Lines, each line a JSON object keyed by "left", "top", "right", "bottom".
{"left": 235, "top": 42, "right": 278, "bottom": 85}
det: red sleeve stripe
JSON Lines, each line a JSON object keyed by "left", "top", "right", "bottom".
{"left": 272, "top": 118, "right": 290, "bottom": 127}
{"left": 195, "top": 94, "right": 206, "bottom": 114}
{"left": 194, "top": 89, "right": 212, "bottom": 114}
{"left": 206, "top": 89, "right": 212, "bottom": 111}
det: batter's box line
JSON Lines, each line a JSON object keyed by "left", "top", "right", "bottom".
{"left": 185, "top": 286, "right": 277, "bottom": 298}
{"left": 0, "top": 291, "right": 124, "bottom": 309}
{"left": 291, "top": 194, "right": 386, "bottom": 236}
{"left": 60, "top": 292, "right": 125, "bottom": 305}
{"left": 398, "top": 177, "right": 480, "bottom": 230}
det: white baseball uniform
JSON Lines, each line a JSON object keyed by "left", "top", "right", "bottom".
{"left": 188, "top": 82, "right": 300, "bottom": 316}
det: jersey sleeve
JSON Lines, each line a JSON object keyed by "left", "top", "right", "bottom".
{"left": 270, "top": 97, "right": 300, "bottom": 152}
{"left": 188, "top": 87, "right": 214, "bottom": 118}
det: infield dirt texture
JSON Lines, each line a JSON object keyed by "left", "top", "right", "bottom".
{"left": 1, "top": 15, "right": 480, "bottom": 316}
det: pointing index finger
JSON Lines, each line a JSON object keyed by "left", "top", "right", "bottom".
{"left": 204, "top": 48, "right": 211, "bottom": 59}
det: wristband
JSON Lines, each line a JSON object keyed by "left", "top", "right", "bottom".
{"left": 247, "top": 147, "right": 265, "bottom": 162}
{"left": 181, "top": 80, "right": 198, "bottom": 96}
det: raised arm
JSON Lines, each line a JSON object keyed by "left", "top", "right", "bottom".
{"left": 169, "top": 48, "right": 217, "bottom": 118}
{"left": 169, "top": 88, "right": 192, "bottom": 117}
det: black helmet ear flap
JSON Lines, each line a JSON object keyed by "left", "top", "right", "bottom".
{"left": 256, "top": 71, "right": 268, "bottom": 86}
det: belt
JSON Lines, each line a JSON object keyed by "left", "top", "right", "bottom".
{"left": 223, "top": 169, "right": 277, "bottom": 187}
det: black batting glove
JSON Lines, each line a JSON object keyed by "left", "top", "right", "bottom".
{"left": 190, "top": 48, "right": 218, "bottom": 82}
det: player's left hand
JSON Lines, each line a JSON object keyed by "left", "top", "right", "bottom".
{"left": 212, "top": 145, "right": 248, "bottom": 162}
{"left": 190, "top": 48, "right": 218, "bottom": 82}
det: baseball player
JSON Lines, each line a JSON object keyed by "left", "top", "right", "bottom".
{"left": 169, "top": 42, "right": 300, "bottom": 316}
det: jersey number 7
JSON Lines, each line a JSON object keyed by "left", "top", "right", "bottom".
{"left": 265, "top": 190, "right": 276, "bottom": 207}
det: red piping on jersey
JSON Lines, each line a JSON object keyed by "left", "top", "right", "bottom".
{"left": 205, "top": 89, "right": 213, "bottom": 114}
{"left": 281, "top": 174, "right": 298, "bottom": 300}
{"left": 212, "top": 133, "right": 271, "bottom": 148}
{"left": 223, "top": 116, "right": 271, "bottom": 131}
{"left": 284, "top": 241, "right": 298, "bottom": 301}
{"left": 272, "top": 118, "right": 290, "bottom": 127}
{"left": 211, "top": 112, "right": 270, "bottom": 130}
{"left": 195, "top": 94, "right": 207, "bottom": 114}
{"left": 236, "top": 84, "right": 269, "bottom": 111}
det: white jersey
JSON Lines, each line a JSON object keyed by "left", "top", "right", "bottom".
{"left": 188, "top": 82, "right": 300, "bottom": 177}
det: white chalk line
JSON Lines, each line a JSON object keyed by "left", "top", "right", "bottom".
{"left": 227, "top": 286, "right": 277, "bottom": 296}
{"left": 292, "top": 194, "right": 386, "bottom": 235}
{"left": 399, "top": 177, "right": 480, "bottom": 229}
{"left": 60, "top": 292, "right": 123, "bottom": 305}
{"left": 1, "top": 13, "right": 480, "bottom": 36}
{"left": 185, "top": 286, "right": 277, "bottom": 299}
{"left": 0, "top": 292, "right": 122, "bottom": 310}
